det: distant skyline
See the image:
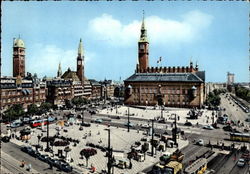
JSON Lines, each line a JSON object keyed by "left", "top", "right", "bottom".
{"left": 1, "top": 1, "right": 249, "bottom": 82}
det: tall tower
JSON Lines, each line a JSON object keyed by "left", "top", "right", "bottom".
{"left": 76, "top": 38, "right": 84, "bottom": 84}
{"left": 13, "top": 37, "right": 25, "bottom": 77}
{"left": 57, "top": 62, "right": 62, "bottom": 78}
{"left": 138, "top": 11, "right": 149, "bottom": 72}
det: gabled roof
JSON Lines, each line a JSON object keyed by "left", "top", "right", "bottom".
{"left": 61, "top": 70, "right": 80, "bottom": 81}
{"left": 124, "top": 72, "right": 205, "bottom": 83}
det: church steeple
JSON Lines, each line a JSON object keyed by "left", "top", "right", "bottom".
{"left": 77, "top": 38, "right": 84, "bottom": 84}
{"left": 139, "top": 10, "right": 148, "bottom": 43}
{"left": 138, "top": 11, "right": 149, "bottom": 72}
{"left": 57, "top": 62, "right": 62, "bottom": 78}
{"left": 78, "top": 38, "right": 84, "bottom": 58}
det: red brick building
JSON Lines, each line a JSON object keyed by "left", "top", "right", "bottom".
{"left": 124, "top": 15, "right": 205, "bottom": 108}
{"left": 13, "top": 37, "right": 25, "bottom": 78}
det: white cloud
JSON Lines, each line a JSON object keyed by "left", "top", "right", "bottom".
{"left": 27, "top": 44, "right": 93, "bottom": 77}
{"left": 88, "top": 10, "right": 213, "bottom": 46}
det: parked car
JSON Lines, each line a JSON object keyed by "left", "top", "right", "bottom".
{"left": 81, "top": 122, "right": 91, "bottom": 127}
{"left": 141, "top": 124, "right": 150, "bottom": 129}
{"left": 203, "top": 125, "right": 214, "bottom": 130}
{"left": 61, "top": 163, "right": 73, "bottom": 172}
{"left": 124, "top": 122, "right": 134, "bottom": 127}
{"left": 21, "top": 146, "right": 33, "bottom": 153}
{"left": 95, "top": 118, "right": 103, "bottom": 123}
{"left": 38, "top": 154, "right": 49, "bottom": 162}
{"left": 237, "top": 158, "right": 245, "bottom": 167}
{"left": 223, "top": 125, "right": 233, "bottom": 132}
{"left": 184, "top": 122, "right": 192, "bottom": 126}
{"left": 196, "top": 139, "right": 204, "bottom": 146}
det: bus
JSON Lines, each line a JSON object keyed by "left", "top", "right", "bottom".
{"left": 184, "top": 158, "right": 207, "bottom": 174}
{"left": 30, "top": 119, "right": 48, "bottom": 128}
{"left": 230, "top": 133, "right": 250, "bottom": 142}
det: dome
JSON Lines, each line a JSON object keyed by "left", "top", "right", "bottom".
{"left": 14, "top": 38, "right": 25, "bottom": 48}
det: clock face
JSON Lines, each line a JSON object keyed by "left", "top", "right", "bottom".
{"left": 78, "top": 61, "right": 81, "bottom": 65}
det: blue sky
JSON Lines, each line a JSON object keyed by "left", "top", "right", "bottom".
{"left": 1, "top": 1, "right": 249, "bottom": 82}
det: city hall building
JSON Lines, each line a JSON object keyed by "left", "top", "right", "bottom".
{"left": 124, "top": 16, "right": 205, "bottom": 108}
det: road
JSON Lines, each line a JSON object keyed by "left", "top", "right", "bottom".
{"left": 1, "top": 141, "right": 70, "bottom": 174}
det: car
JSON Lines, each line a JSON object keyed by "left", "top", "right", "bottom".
{"left": 237, "top": 158, "right": 245, "bottom": 167}
{"left": 61, "top": 163, "right": 73, "bottom": 172}
{"left": 124, "top": 122, "right": 134, "bottom": 127}
{"left": 141, "top": 124, "right": 150, "bottom": 129}
{"left": 245, "top": 118, "right": 250, "bottom": 122}
{"left": 21, "top": 146, "right": 33, "bottom": 153}
{"left": 81, "top": 122, "right": 91, "bottom": 127}
{"left": 95, "top": 118, "right": 103, "bottom": 123}
{"left": 184, "top": 122, "right": 192, "bottom": 126}
{"left": 203, "top": 125, "right": 214, "bottom": 130}
{"left": 38, "top": 154, "right": 49, "bottom": 162}
{"left": 223, "top": 125, "right": 233, "bottom": 132}
{"left": 196, "top": 139, "right": 204, "bottom": 146}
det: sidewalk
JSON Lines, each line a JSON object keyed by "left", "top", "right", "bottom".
{"left": 99, "top": 105, "right": 215, "bottom": 126}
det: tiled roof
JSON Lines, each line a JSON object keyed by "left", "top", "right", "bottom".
{"left": 124, "top": 72, "right": 205, "bottom": 83}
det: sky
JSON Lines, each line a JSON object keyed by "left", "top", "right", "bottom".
{"left": 1, "top": 1, "right": 249, "bottom": 82}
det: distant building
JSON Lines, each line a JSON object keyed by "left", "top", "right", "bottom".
{"left": 46, "top": 79, "right": 73, "bottom": 106}
{"left": 227, "top": 72, "right": 235, "bottom": 85}
{"left": 89, "top": 79, "right": 102, "bottom": 100}
{"left": 0, "top": 76, "right": 46, "bottom": 111}
{"left": 0, "top": 37, "right": 46, "bottom": 111}
{"left": 124, "top": 14, "right": 205, "bottom": 108}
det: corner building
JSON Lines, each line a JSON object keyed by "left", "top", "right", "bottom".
{"left": 124, "top": 15, "right": 205, "bottom": 108}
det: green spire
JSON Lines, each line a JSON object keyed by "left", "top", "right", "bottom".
{"left": 139, "top": 10, "right": 148, "bottom": 42}
{"left": 78, "top": 38, "right": 84, "bottom": 56}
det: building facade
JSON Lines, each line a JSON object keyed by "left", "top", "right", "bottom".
{"left": 124, "top": 15, "right": 205, "bottom": 108}
{"left": 46, "top": 79, "right": 73, "bottom": 106}
{"left": 0, "top": 76, "right": 46, "bottom": 111}
{"left": 227, "top": 72, "right": 235, "bottom": 85}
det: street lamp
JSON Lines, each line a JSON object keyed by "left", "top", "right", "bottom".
{"left": 45, "top": 113, "right": 50, "bottom": 152}
{"left": 82, "top": 107, "right": 85, "bottom": 125}
{"left": 127, "top": 107, "right": 130, "bottom": 132}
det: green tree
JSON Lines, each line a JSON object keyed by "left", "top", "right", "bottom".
{"left": 40, "top": 102, "right": 52, "bottom": 113}
{"left": 3, "top": 104, "right": 25, "bottom": 121}
{"left": 27, "top": 104, "right": 39, "bottom": 115}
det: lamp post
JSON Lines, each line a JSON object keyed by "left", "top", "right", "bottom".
{"left": 82, "top": 107, "right": 85, "bottom": 125}
{"left": 127, "top": 107, "right": 130, "bottom": 132}
{"left": 37, "top": 134, "right": 41, "bottom": 147}
{"left": 45, "top": 113, "right": 50, "bottom": 152}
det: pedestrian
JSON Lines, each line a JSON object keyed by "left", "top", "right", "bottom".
{"left": 20, "top": 160, "right": 25, "bottom": 167}
{"left": 27, "top": 163, "right": 32, "bottom": 171}
{"left": 129, "top": 161, "right": 132, "bottom": 169}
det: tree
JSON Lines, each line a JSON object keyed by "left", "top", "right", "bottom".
{"left": 40, "top": 102, "right": 52, "bottom": 113}
{"left": 71, "top": 97, "right": 87, "bottom": 107}
{"left": 27, "top": 104, "right": 39, "bottom": 115}
{"left": 80, "top": 148, "right": 97, "bottom": 167}
{"left": 3, "top": 104, "right": 25, "bottom": 121}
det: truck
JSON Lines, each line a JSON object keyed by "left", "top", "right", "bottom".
{"left": 165, "top": 161, "right": 183, "bottom": 174}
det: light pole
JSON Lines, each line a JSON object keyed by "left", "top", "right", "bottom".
{"left": 127, "top": 107, "right": 130, "bottom": 132}
{"left": 45, "top": 113, "right": 50, "bottom": 152}
{"left": 82, "top": 107, "right": 85, "bottom": 125}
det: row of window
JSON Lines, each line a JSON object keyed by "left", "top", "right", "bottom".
{"left": 133, "top": 87, "right": 192, "bottom": 95}
{"left": 133, "top": 95, "right": 190, "bottom": 103}
{"left": 1, "top": 96, "right": 44, "bottom": 104}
